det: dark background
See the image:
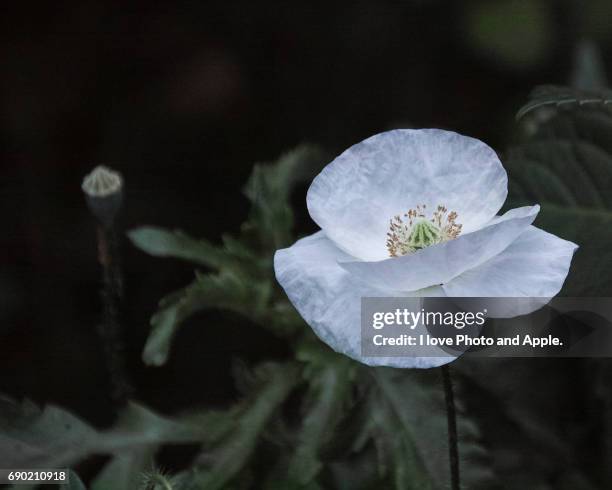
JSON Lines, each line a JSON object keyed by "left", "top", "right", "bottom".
{"left": 1, "top": 0, "right": 610, "bottom": 425}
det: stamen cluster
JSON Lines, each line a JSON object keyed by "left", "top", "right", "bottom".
{"left": 386, "top": 204, "right": 462, "bottom": 257}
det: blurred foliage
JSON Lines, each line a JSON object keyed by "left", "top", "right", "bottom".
{"left": 570, "top": 41, "right": 609, "bottom": 91}
{"left": 3, "top": 86, "right": 612, "bottom": 488}
{"left": 65, "top": 471, "right": 87, "bottom": 490}
{"left": 462, "top": 0, "right": 555, "bottom": 70}
{"left": 0, "top": 396, "right": 204, "bottom": 490}
{"left": 509, "top": 84, "right": 612, "bottom": 295}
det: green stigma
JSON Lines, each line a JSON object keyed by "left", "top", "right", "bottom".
{"left": 386, "top": 204, "right": 462, "bottom": 257}
{"left": 407, "top": 219, "right": 441, "bottom": 250}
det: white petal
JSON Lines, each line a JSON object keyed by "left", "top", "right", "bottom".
{"left": 274, "top": 231, "right": 453, "bottom": 368}
{"left": 339, "top": 205, "right": 539, "bottom": 293}
{"left": 442, "top": 225, "right": 578, "bottom": 301}
{"left": 307, "top": 129, "right": 508, "bottom": 261}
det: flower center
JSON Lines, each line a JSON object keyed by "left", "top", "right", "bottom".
{"left": 386, "top": 204, "right": 462, "bottom": 257}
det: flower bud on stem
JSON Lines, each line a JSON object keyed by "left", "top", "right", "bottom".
{"left": 83, "top": 165, "right": 132, "bottom": 406}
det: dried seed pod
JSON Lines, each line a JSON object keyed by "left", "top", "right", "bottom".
{"left": 82, "top": 165, "right": 123, "bottom": 227}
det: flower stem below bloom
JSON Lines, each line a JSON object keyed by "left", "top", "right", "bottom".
{"left": 441, "top": 364, "right": 460, "bottom": 490}
{"left": 96, "top": 222, "right": 132, "bottom": 406}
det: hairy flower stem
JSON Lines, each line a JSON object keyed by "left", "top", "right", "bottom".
{"left": 441, "top": 365, "right": 460, "bottom": 490}
{"left": 83, "top": 165, "right": 132, "bottom": 407}
{"left": 96, "top": 224, "right": 132, "bottom": 406}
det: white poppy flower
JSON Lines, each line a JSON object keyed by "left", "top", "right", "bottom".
{"left": 274, "top": 129, "right": 578, "bottom": 368}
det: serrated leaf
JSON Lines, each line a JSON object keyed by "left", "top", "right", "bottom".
{"left": 324, "top": 443, "right": 388, "bottom": 490}
{"left": 243, "top": 144, "right": 326, "bottom": 251}
{"left": 0, "top": 397, "right": 206, "bottom": 488}
{"left": 530, "top": 204, "right": 612, "bottom": 296}
{"left": 516, "top": 85, "right": 612, "bottom": 120}
{"left": 506, "top": 140, "right": 612, "bottom": 209}
{"left": 128, "top": 227, "right": 238, "bottom": 270}
{"left": 141, "top": 269, "right": 293, "bottom": 366}
{"left": 94, "top": 404, "right": 205, "bottom": 490}
{"left": 369, "top": 370, "right": 438, "bottom": 490}
{"left": 189, "top": 363, "right": 301, "bottom": 490}
{"left": 369, "top": 368, "right": 498, "bottom": 490}
{"left": 133, "top": 145, "right": 324, "bottom": 367}
{"left": 454, "top": 358, "right": 599, "bottom": 490}
{"left": 287, "top": 344, "right": 356, "bottom": 484}
{"left": 507, "top": 98, "right": 612, "bottom": 295}
{"left": 528, "top": 106, "right": 612, "bottom": 157}
{"left": 0, "top": 396, "right": 98, "bottom": 468}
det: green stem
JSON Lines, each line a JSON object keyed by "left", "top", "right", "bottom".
{"left": 97, "top": 224, "right": 132, "bottom": 405}
{"left": 441, "top": 364, "right": 460, "bottom": 490}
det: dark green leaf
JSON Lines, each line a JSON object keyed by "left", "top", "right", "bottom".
{"left": 133, "top": 145, "right": 324, "bottom": 367}
{"left": 369, "top": 368, "right": 498, "bottom": 490}
{"left": 455, "top": 358, "right": 599, "bottom": 490}
{"left": 189, "top": 363, "right": 301, "bottom": 490}
{"left": 507, "top": 102, "right": 612, "bottom": 295}
{"left": 0, "top": 397, "right": 205, "bottom": 489}
{"left": 287, "top": 343, "right": 356, "bottom": 484}
{"left": 141, "top": 269, "right": 298, "bottom": 366}
{"left": 128, "top": 227, "right": 237, "bottom": 270}
{"left": 516, "top": 85, "right": 612, "bottom": 120}
{"left": 243, "top": 144, "right": 326, "bottom": 251}
{"left": 63, "top": 471, "right": 88, "bottom": 490}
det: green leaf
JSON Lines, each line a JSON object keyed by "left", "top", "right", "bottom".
{"left": 526, "top": 104, "right": 612, "bottom": 157}
{"left": 132, "top": 144, "right": 324, "bottom": 367}
{"left": 531, "top": 204, "right": 612, "bottom": 296}
{"left": 369, "top": 370, "right": 437, "bottom": 490}
{"left": 0, "top": 397, "right": 206, "bottom": 489}
{"left": 455, "top": 358, "right": 600, "bottom": 489}
{"left": 324, "top": 443, "right": 387, "bottom": 490}
{"left": 189, "top": 362, "right": 301, "bottom": 490}
{"left": 141, "top": 268, "right": 297, "bottom": 366}
{"left": 369, "top": 368, "right": 498, "bottom": 490}
{"left": 91, "top": 454, "right": 155, "bottom": 490}
{"left": 516, "top": 85, "right": 612, "bottom": 120}
{"left": 243, "top": 144, "right": 326, "bottom": 251}
{"left": 63, "top": 470, "right": 88, "bottom": 490}
{"left": 90, "top": 402, "right": 197, "bottom": 490}
{"left": 0, "top": 396, "right": 98, "bottom": 468}
{"left": 506, "top": 140, "right": 612, "bottom": 209}
{"left": 128, "top": 227, "right": 242, "bottom": 271}
{"left": 287, "top": 343, "right": 356, "bottom": 484}
{"left": 507, "top": 99, "right": 612, "bottom": 295}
